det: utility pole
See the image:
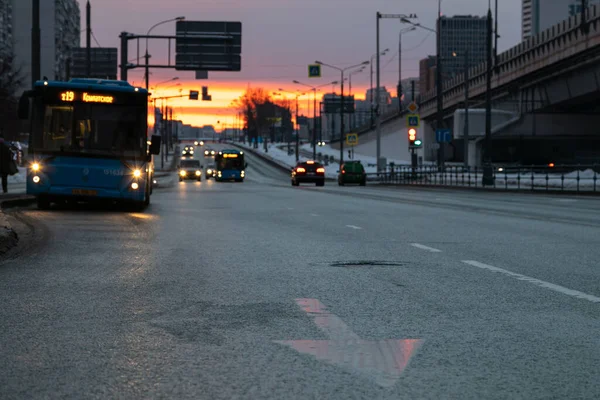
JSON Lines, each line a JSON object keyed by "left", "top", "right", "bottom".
{"left": 482, "top": 7, "right": 494, "bottom": 186}
{"left": 376, "top": 12, "right": 381, "bottom": 172}
{"left": 463, "top": 50, "right": 470, "bottom": 170}
{"left": 398, "top": 28, "right": 402, "bottom": 113}
{"left": 313, "top": 89, "right": 317, "bottom": 160}
{"left": 31, "top": 0, "right": 40, "bottom": 86}
{"left": 295, "top": 96, "right": 299, "bottom": 161}
{"left": 436, "top": 5, "right": 444, "bottom": 170}
{"left": 119, "top": 32, "right": 128, "bottom": 81}
{"left": 86, "top": 1, "right": 91, "bottom": 77}
{"left": 340, "top": 73, "right": 345, "bottom": 165}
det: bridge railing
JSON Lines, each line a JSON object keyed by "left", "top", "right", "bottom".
{"left": 365, "top": 164, "right": 600, "bottom": 193}
{"left": 419, "top": 5, "right": 600, "bottom": 118}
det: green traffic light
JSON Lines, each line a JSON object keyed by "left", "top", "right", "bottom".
{"left": 414, "top": 139, "right": 422, "bottom": 146}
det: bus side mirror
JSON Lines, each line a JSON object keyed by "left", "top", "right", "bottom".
{"left": 18, "top": 94, "right": 30, "bottom": 119}
{"left": 149, "top": 135, "right": 161, "bottom": 155}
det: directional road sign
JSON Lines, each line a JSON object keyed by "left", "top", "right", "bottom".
{"left": 346, "top": 133, "right": 358, "bottom": 146}
{"left": 406, "top": 114, "right": 419, "bottom": 128}
{"left": 308, "top": 64, "right": 321, "bottom": 78}
{"left": 436, "top": 129, "right": 452, "bottom": 143}
{"left": 407, "top": 101, "right": 418, "bottom": 113}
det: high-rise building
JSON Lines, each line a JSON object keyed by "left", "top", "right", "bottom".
{"left": 0, "top": 0, "right": 13, "bottom": 58}
{"left": 439, "top": 15, "right": 488, "bottom": 79}
{"left": 11, "top": 0, "right": 80, "bottom": 93}
{"left": 522, "top": 0, "right": 600, "bottom": 41}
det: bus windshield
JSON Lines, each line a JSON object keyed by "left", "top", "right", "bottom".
{"left": 216, "top": 154, "right": 244, "bottom": 170}
{"left": 31, "top": 102, "right": 145, "bottom": 158}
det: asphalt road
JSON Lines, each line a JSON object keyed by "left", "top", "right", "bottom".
{"left": 1, "top": 144, "right": 600, "bottom": 399}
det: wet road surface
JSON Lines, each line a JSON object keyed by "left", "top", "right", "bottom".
{"left": 1, "top": 145, "right": 600, "bottom": 399}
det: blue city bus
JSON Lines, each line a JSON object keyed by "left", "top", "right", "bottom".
{"left": 214, "top": 149, "right": 247, "bottom": 182}
{"left": 18, "top": 78, "right": 161, "bottom": 210}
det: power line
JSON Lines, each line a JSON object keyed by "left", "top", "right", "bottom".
{"left": 91, "top": 31, "right": 101, "bottom": 47}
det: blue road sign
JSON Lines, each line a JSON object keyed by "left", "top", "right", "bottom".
{"left": 436, "top": 129, "right": 452, "bottom": 143}
{"left": 308, "top": 64, "right": 321, "bottom": 78}
{"left": 258, "top": 136, "right": 263, "bottom": 143}
{"left": 251, "top": 137, "right": 256, "bottom": 143}
{"left": 407, "top": 114, "right": 419, "bottom": 128}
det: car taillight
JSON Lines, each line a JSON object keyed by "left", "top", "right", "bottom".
{"left": 342, "top": 170, "right": 346, "bottom": 174}
{"left": 296, "top": 167, "right": 306, "bottom": 173}
{"left": 316, "top": 167, "right": 325, "bottom": 173}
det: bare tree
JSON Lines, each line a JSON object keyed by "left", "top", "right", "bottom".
{"left": 233, "top": 88, "right": 293, "bottom": 143}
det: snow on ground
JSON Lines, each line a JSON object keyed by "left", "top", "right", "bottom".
{"left": 8, "top": 168, "right": 26, "bottom": 184}
{"left": 235, "top": 142, "right": 340, "bottom": 178}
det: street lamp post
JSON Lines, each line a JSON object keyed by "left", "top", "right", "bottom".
{"left": 293, "top": 80, "right": 338, "bottom": 160}
{"left": 370, "top": 48, "right": 388, "bottom": 128}
{"left": 376, "top": 12, "right": 417, "bottom": 173}
{"left": 398, "top": 26, "right": 416, "bottom": 112}
{"left": 348, "top": 67, "right": 365, "bottom": 131}
{"left": 315, "top": 60, "right": 369, "bottom": 166}
{"left": 144, "top": 16, "right": 184, "bottom": 90}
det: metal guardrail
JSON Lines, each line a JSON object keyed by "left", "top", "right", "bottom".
{"left": 366, "top": 165, "right": 600, "bottom": 193}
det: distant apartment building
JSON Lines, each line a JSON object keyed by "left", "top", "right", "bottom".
{"left": 522, "top": 0, "right": 600, "bottom": 41}
{"left": 0, "top": 0, "right": 13, "bottom": 59}
{"left": 439, "top": 15, "right": 488, "bottom": 78}
{"left": 419, "top": 56, "right": 437, "bottom": 95}
{"left": 11, "top": 0, "right": 80, "bottom": 93}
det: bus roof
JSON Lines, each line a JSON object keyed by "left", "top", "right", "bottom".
{"left": 33, "top": 79, "right": 148, "bottom": 94}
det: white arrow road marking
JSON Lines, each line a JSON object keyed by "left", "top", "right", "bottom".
{"left": 275, "top": 298, "right": 423, "bottom": 388}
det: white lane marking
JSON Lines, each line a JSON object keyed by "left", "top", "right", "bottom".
{"left": 310, "top": 213, "right": 319, "bottom": 216}
{"left": 274, "top": 298, "right": 424, "bottom": 387}
{"left": 346, "top": 225, "right": 363, "bottom": 230}
{"left": 462, "top": 260, "right": 600, "bottom": 304}
{"left": 410, "top": 243, "right": 442, "bottom": 253}
{"left": 287, "top": 207, "right": 294, "bottom": 210}
{"left": 555, "top": 199, "right": 577, "bottom": 203}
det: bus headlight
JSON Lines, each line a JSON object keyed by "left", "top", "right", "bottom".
{"left": 131, "top": 182, "right": 139, "bottom": 190}
{"left": 133, "top": 169, "right": 141, "bottom": 178}
{"left": 217, "top": 171, "right": 222, "bottom": 177}
{"left": 33, "top": 176, "right": 41, "bottom": 183}
{"left": 241, "top": 170, "right": 245, "bottom": 177}
{"left": 180, "top": 170, "right": 186, "bottom": 176}
{"left": 31, "top": 162, "right": 40, "bottom": 172}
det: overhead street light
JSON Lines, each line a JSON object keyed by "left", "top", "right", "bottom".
{"left": 314, "top": 60, "right": 369, "bottom": 166}
{"left": 144, "top": 16, "right": 185, "bottom": 90}
{"left": 293, "top": 79, "right": 339, "bottom": 160}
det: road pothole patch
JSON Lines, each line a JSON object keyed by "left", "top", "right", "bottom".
{"left": 327, "top": 260, "right": 406, "bottom": 268}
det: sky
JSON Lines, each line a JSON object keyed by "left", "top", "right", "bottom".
{"left": 82, "top": 0, "right": 522, "bottom": 129}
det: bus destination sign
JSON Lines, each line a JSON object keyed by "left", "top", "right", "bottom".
{"left": 60, "top": 91, "right": 115, "bottom": 104}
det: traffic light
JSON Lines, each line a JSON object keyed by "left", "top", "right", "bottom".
{"left": 408, "top": 128, "right": 422, "bottom": 149}
{"left": 189, "top": 90, "right": 199, "bottom": 100}
{"left": 202, "top": 86, "right": 211, "bottom": 101}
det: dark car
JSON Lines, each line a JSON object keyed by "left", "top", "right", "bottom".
{"left": 338, "top": 161, "right": 366, "bottom": 186}
{"left": 291, "top": 160, "right": 325, "bottom": 186}
{"left": 179, "top": 159, "right": 203, "bottom": 181}
{"left": 204, "top": 148, "right": 216, "bottom": 157}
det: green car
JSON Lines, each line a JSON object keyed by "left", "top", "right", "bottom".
{"left": 338, "top": 161, "right": 366, "bottom": 186}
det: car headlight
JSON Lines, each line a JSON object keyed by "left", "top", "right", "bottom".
{"left": 196, "top": 170, "right": 201, "bottom": 176}
{"left": 190, "top": 151, "right": 194, "bottom": 154}
{"left": 31, "top": 162, "right": 40, "bottom": 171}
{"left": 207, "top": 169, "right": 212, "bottom": 174}
{"left": 182, "top": 151, "right": 186, "bottom": 155}
{"left": 133, "top": 169, "right": 141, "bottom": 178}
{"left": 180, "top": 170, "right": 186, "bottom": 176}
